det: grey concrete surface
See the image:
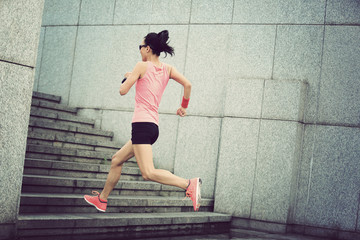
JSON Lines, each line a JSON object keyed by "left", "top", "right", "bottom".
{"left": 214, "top": 118, "right": 260, "bottom": 217}
{"left": 232, "top": 0, "right": 325, "bottom": 24}
{"left": 228, "top": 25, "right": 276, "bottom": 79}
{"left": 318, "top": 26, "right": 360, "bottom": 126}
{"left": 0, "top": 0, "right": 44, "bottom": 66}
{"left": 79, "top": 0, "right": 115, "bottom": 25}
{"left": 0, "top": 1, "right": 45, "bottom": 238}
{"left": 272, "top": 25, "right": 323, "bottom": 123}
{"left": 42, "top": 0, "right": 81, "bottom": 26}
{"left": 174, "top": 116, "right": 222, "bottom": 199}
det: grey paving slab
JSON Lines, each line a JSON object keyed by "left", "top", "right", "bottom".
{"left": 272, "top": 25, "right": 323, "bottom": 123}
{"left": 318, "top": 26, "right": 360, "bottom": 126}
{"left": 29, "top": 119, "right": 114, "bottom": 138}
{"left": 174, "top": 116, "right": 221, "bottom": 199}
{"left": 191, "top": 0, "right": 233, "bottom": 23}
{"left": 152, "top": 0, "right": 191, "bottom": 24}
{"left": 251, "top": 120, "right": 303, "bottom": 223}
{"left": 29, "top": 119, "right": 74, "bottom": 132}
{"left": 233, "top": 0, "right": 325, "bottom": 24}
{"left": 79, "top": 0, "right": 115, "bottom": 25}
{"left": 232, "top": 217, "right": 287, "bottom": 235}
{"left": 214, "top": 118, "right": 259, "bottom": 217}
{"left": 326, "top": 0, "right": 360, "bottom": 24}
{"left": 262, "top": 79, "right": 307, "bottom": 122}
{"left": 28, "top": 130, "right": 118, "bottom": 150}
{"left": 30, "top": 109, "right": 95, "bottom": 126}
{"left": 0, "top": 62, "right": 36, "bottom": 224}
{"left": 302, "top": 125, "right": 360, "bottom": 231}
{"left": 292, "top": 125, "right": 316, "bottom": 226}
{"left": 113, "top": 0, "right": 152, "bottom": 24}
{"left": 228, "top": 25, "right": 276, "bottom": 79}
{"left": 0, "top": 0, "right": 44, "bottom": 66}
{"left": 36, "top": 100, "right": 77, "bottom": 113}
{"left": 230, "top": 228, "right": 328, "bottom": 240}
{"left": 224, "top": 79, "right": 264, "bottom": 119}
{"left": 184, "top": 25, "right": 231, "bottom": 116}
{"left": 42, "top": 0, "right": 81, "bottom": 25}
{"left": 18, "top": 212, "right": 231, "bottom": 226}
{"left": 99, "top": 110, "right": 132, "bottom": 144}
{"left": 34, "top": 27, "right": 45, "bottom": 91}
{"left": 32, "top": 91, "right": 61, "bottom": 103}
{"left": 37, "top": 26, "right": 77, "bottom": 105}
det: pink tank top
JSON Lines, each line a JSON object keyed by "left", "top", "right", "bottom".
{"left": 132, "top": 61, "right": 170, "bottom": 125}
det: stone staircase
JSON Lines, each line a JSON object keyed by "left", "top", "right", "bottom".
{"left": 16, "top": 92, "right": 231, "bottom": 239}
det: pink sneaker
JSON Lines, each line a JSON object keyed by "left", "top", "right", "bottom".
{"left": 84, "top": 191, "right": 107, "bottom": 212}
{"left": 185, "top": 178, "right": 202, "bottom": 211}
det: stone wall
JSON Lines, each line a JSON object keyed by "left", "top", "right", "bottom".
{"left": 33, "top": 0, "right": 360, "bottom": 236}
{"left": 0, "top": 0, "right": 45, "bottom": 239}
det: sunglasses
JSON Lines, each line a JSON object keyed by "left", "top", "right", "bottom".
{"left": 139, "top": 44, "right": 147, "bottom": 50}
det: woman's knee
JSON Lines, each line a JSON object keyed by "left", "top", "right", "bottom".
{"left": 141, "top": 170, "right": 155, "bottom": 181}
{"left": 111, "top": 154, "right": 123, "bottom": 168}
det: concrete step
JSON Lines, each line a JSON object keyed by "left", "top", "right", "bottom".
{"left": 23, "top": 158, "right": 141, "bottom": 180}
{"left": 30, "top": 106, "right": 95, "bottom": 128}
{"left": 28, "top": 119, "right": 113, "bottom": 140}
{"left": 17, "top": 212, "right": 231, "bottom": 239}
{"left": 31, "top": 98, "right": 77, "bottom": 115}
{"left": 25, "top": 144, "right": 136, "bottom": 165}
{"left": 21, "top": 175, "right": 185, "bottom": 197}
{"left": 32, "top": 91, "right": 61, "bottom": 104}
{"left": 26, "top": 131, "right": 120, "bottom": 152}
{"left": 19, "top": 193, "right": 214, "bottom": 213}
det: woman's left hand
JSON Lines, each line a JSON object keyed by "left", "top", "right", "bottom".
{"left": 176, "top": 107, "right": 187, "bottom": 117}
{"left": 124, "top": 72, "right": 131, "bottom": 78}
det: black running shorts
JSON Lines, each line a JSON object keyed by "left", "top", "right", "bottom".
{"left": 131, "top": 122, "right": 159, "bottom": 145}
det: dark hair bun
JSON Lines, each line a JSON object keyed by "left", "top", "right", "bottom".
{"left": 144, "top": 30, "right": 174, "bottom": 57}
{"left": 158, "top": 30, "right": 169, "bottom": 45}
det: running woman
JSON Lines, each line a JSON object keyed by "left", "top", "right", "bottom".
{"left": 84, "top": 30, "right": 201, "bottom": 212}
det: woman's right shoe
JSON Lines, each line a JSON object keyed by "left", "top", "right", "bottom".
{"left": 185, "top": 178, "right": 202, "bottom": 211}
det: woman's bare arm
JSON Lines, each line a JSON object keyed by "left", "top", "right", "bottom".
{"left": 119, "top": 62, "right": 147, "bottom": 95}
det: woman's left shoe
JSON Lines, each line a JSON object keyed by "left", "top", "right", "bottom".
{"left": 84, "top": 191, "right": 107, "bottom": 212}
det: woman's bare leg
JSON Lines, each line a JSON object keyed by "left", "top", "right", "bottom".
{"left": 99, "top": 140, "right": 134, "bottom": 200}
{"left": 133, "top": 144, "right": 189, "bottom": 190}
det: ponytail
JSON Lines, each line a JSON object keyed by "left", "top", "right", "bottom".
{"left": 144, "top": 30, "right": 174, "bottom": 57}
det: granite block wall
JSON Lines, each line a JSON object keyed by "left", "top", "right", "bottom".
{"left": 0, "top": 0, "right": 45, "bottom": 239}
{"left": 33, "top": 0, "right": 360, "bottom": 236}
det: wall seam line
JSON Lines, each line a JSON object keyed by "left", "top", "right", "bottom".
{"left": 304, "top": 0, "right": 328, "bottom": 225}
{"left": 66, "top": 0, "right": 82, "bottom": 106}
{"left": 212, "top": 117, "right": 223, "bottom": 203}
{"left": 356, "top": 193, "right": 360, "bottom": 232}
{"left": 271, "top": 25, "right": 278, "bottom": 79}
{"left": 0, "top": 60, "right": 34, "bottom": 69}
{"left": 173, "top": 0, "right": 192, "bottom": 175}
{"left": 35, "top": 26, "right": 47, "bottom": 91}
{"left": 231, "top": 0, "right": 235, "bottom": 24}
{"left": 249, "top": 79, "right": 266, "bottom": 218}
{"left": 40, "top": 22, "right": 360, "bottom": 27}
{"left": 112, "top": 0, "right": 117, "bottom": 25}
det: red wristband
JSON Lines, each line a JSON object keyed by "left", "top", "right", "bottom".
{"left": 181, "top": 96, "right": 189, "bottom": 108}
